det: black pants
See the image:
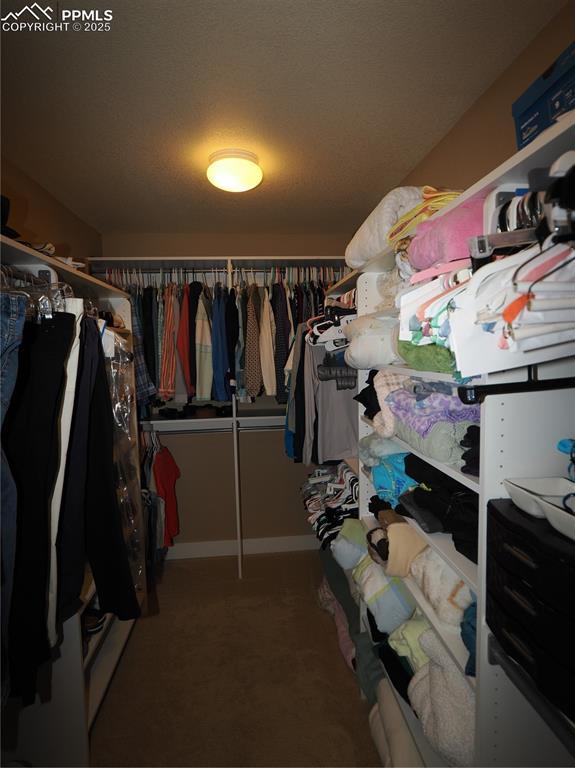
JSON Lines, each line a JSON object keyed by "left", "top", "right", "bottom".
{"left": 58, "top": 318, "right": 140, "bottom": 624}
{"left": 3, "top": 314, "right": 75, "bottom": 704}
{"left": 57, "top": 316, "right": 99, "bottom": 621}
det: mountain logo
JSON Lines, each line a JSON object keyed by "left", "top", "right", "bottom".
{"left": 1, "top": 3, "right": 53, "bottom": 21}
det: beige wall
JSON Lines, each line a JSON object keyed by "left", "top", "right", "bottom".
{"left": 101, "top": 231, "right": 347, "bottom": 260}
{"left": 401, "top": 1, "right": 575, "bottom": 190}
{"left": 1, "top": 156, "right": 102, "bottom": 260}
{"left": 161, "top": 430, "right": 311, "bottom": 543}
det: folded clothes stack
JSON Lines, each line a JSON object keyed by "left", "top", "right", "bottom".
{"left": 301, "top": 463, "right": 359, "bottom": 548}
{"left": 355, "top": 372, "right": 480, "bottom": 465}
{"left": 403, "top": 454, "right": 479, "bottom": 563}
{"left": 460, "top": 425, "right": 480, "bottom": 475}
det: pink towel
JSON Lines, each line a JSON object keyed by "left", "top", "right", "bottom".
{"left": 317, "top": 578, "right": 356, "bottom": 671}
{"left": 408, "top": 195, "right": 485, "bottom": 271}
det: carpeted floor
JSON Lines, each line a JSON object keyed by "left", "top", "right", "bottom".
{"left": 90, "top": 551, "right": 380, "bottom": 767}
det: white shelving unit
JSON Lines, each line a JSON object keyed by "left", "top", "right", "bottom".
{"left": 1, "top": 237, "right": 146, "bottom": 767}
{"left": 351, "top": 117, "right": 575, "bottom": 767}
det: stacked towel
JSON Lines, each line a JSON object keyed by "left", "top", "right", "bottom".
{"left": 345, "top": 186, "right": 422, "bottom": 269}
{"left": 372, "top": 371, "right": 408, "bottom": 437}
{"left": 386, "top": 523, "right": 428, "bottom": 578}
{"left": 388, "top": 613, "right": 431, "bottom": 671}
{"left": 352, "top": 554, "right": 415, "bottom": 634}
{"left": 410, "top": 549, "right": 473, "bottom": 626}
{"left": 408, "top": 629, "right": 475, "bottom": 766}
{"left": 407, "top": 196, "right": 485, "bottom": 271}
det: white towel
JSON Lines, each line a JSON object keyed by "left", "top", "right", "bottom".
{"left": 410, "top": 549, "right": 472, "bottom": 626}
{"left": 345, "top": 186, "right": 422, "bottom": 269}
{"left": 408, "top": 629, "right": 475, "bottom": 766}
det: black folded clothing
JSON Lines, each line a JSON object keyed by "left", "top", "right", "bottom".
{"left": 377, "top": 637, "right": 414, "bottom": 704}
{"left": 460, "top": 424, "right": 480, "bottom": 448}
{"left": 405, "top": 455, "right": 467, "bottom": 498}
{"left": 366, "top": 608, "right": 387, "bottom": 644}
{"left": 444, "top": 491, "right": 479, "bottom": 563}
{"left": 403, "top": 454, "right": 479, "bottom": 562}
{"left": 461, "top": 445, "right": 480, "bottom": 476}
{"left": 354, "top": 370, "right": 380, "bottom": 420}
{"left": 368, "top": 494, "right": 393, "bottom": 516}
{"left": 397, "top": 489, "right": 444, "bottom": 533}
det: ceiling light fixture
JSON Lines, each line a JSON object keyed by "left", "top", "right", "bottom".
{"left": 206, "top": 149, "right": 263, "bottom": 192}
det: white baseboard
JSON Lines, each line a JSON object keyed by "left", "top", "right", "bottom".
{"left": 166, "top": 534, "right": 318, "bottom": 560}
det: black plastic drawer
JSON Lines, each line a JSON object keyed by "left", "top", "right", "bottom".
{"left": 487, "top": 562, "right": 575, "bottom": 666}
{"left": 487, "top": 592, "right": 575, "bottom": 721}
{"left": 487, "top": 499, "right": 575, "bottom": 613}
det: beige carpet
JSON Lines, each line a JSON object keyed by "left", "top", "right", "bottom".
{"left": 90, "top": 551, "right": 380, "bottom": 767}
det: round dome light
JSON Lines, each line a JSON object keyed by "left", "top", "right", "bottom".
{"left": 206, "top": 149, "right": 263, "bottom": 192}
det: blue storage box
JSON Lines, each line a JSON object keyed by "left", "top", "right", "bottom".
{"left": 512, "top": 42, "right": 575, "bottom": 149}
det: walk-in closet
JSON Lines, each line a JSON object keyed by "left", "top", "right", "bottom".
{"left": 1, "top": 2, "right": 575, "bottom": 766}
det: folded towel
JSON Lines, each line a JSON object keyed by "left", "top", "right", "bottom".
{"left": 352, "top": 554, "right": 415, "bottom": 634}
{"left": 359, "top": 432, "right": 404, "bottom": 467}
{"left": 331, "top": 518, "right": 370, "bottom": 569}
{"left": 410, "top": 548, "right": 473, "bottom": 626}
{"left": 408, "top": 629, "right": 475, "bottom": 766}
{"left": 408, "top": 195, "right": 485, "bottom": 271}
{"left": 317, "top": 578, "right": 356, "bottom": 671}
{"left": 372, "top": 371, "right": 408, "bottom": 438}
{"left": 385, "top": 522, "right": 428, "bottom": 577}
{"left": 345, "top": 186, "right": 423, "bottom": 269}
{"left": 394, "top": 419, "right": 471, "bottom": 464}
{"left": 388, "top": 613, "right": 431, "bottom": 671}
{"left": 387, "top": 187, "right": 462, "bottom": 244}
{"left": 371, "top": 452, "right": 413, "bottom": 507}
{"left": 344, "top": 318, "right": 400, "bottom": 370}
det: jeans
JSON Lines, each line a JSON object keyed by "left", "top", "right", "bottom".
{"left": 0, "top": 293, "right": 27, "bottom": 702}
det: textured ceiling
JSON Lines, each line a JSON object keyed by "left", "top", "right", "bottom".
{"left": 1, "top": 0, "right": 566, "bottom": 236}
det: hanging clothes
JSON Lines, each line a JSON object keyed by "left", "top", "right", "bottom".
{"left": 245, "top": 283, "right": 263, "bottom": 398}
{"left": 130, "top": 287, "right": 156, "bottom": 405}
{"left": 172, "top": 287, "right": 188, "bottom": 401}
{"left": 3, "top": 312, "right": 76, "bottom": 703}
{"left": 156, "top": 287, "right": 164, "bottom": 393}
{"left": 46, "top": 298, "right": 85, "bottom": 647}
{"left": 211, "top": 284, "right": 231, "bottom": 402}
{"left": 152, "top": 446, "right": 181, "bottom": 547}
{"left": 158, "top": 284, "right": 177, "bottom": 401}
{"left": 142, "top": 285, "right": 157, "bottom": 386}
{"left": 259, "top": 286, "right": 276, "bottom": 396}
{"left": 0, "top": 292, "right": 27, "bottom": 703}
{"left": 195, "top": 288, "right": 213, "bottom": 400}
{"left": 176, "top": 283, "right": 193, "bottom": 398}
{"left": 99, "top": 265, "right": 346, "bottom": 406}
{"left": 187, "top": 281, "right": 203, "bottom": 396}
{"left": 225, "top": 287, "right": 239, "bottom": 386}
{"left": 271, "top": 282, "right": 290, "bottom": 404}
{"left": 56, "top": 316, "right": 100, "bottom": 622}
{"left": 235, "top": 287, "right": 247, "bottom": 399}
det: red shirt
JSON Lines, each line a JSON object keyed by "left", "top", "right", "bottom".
{"left": 153, "top": 447, "right": 181, "bottom": 547}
